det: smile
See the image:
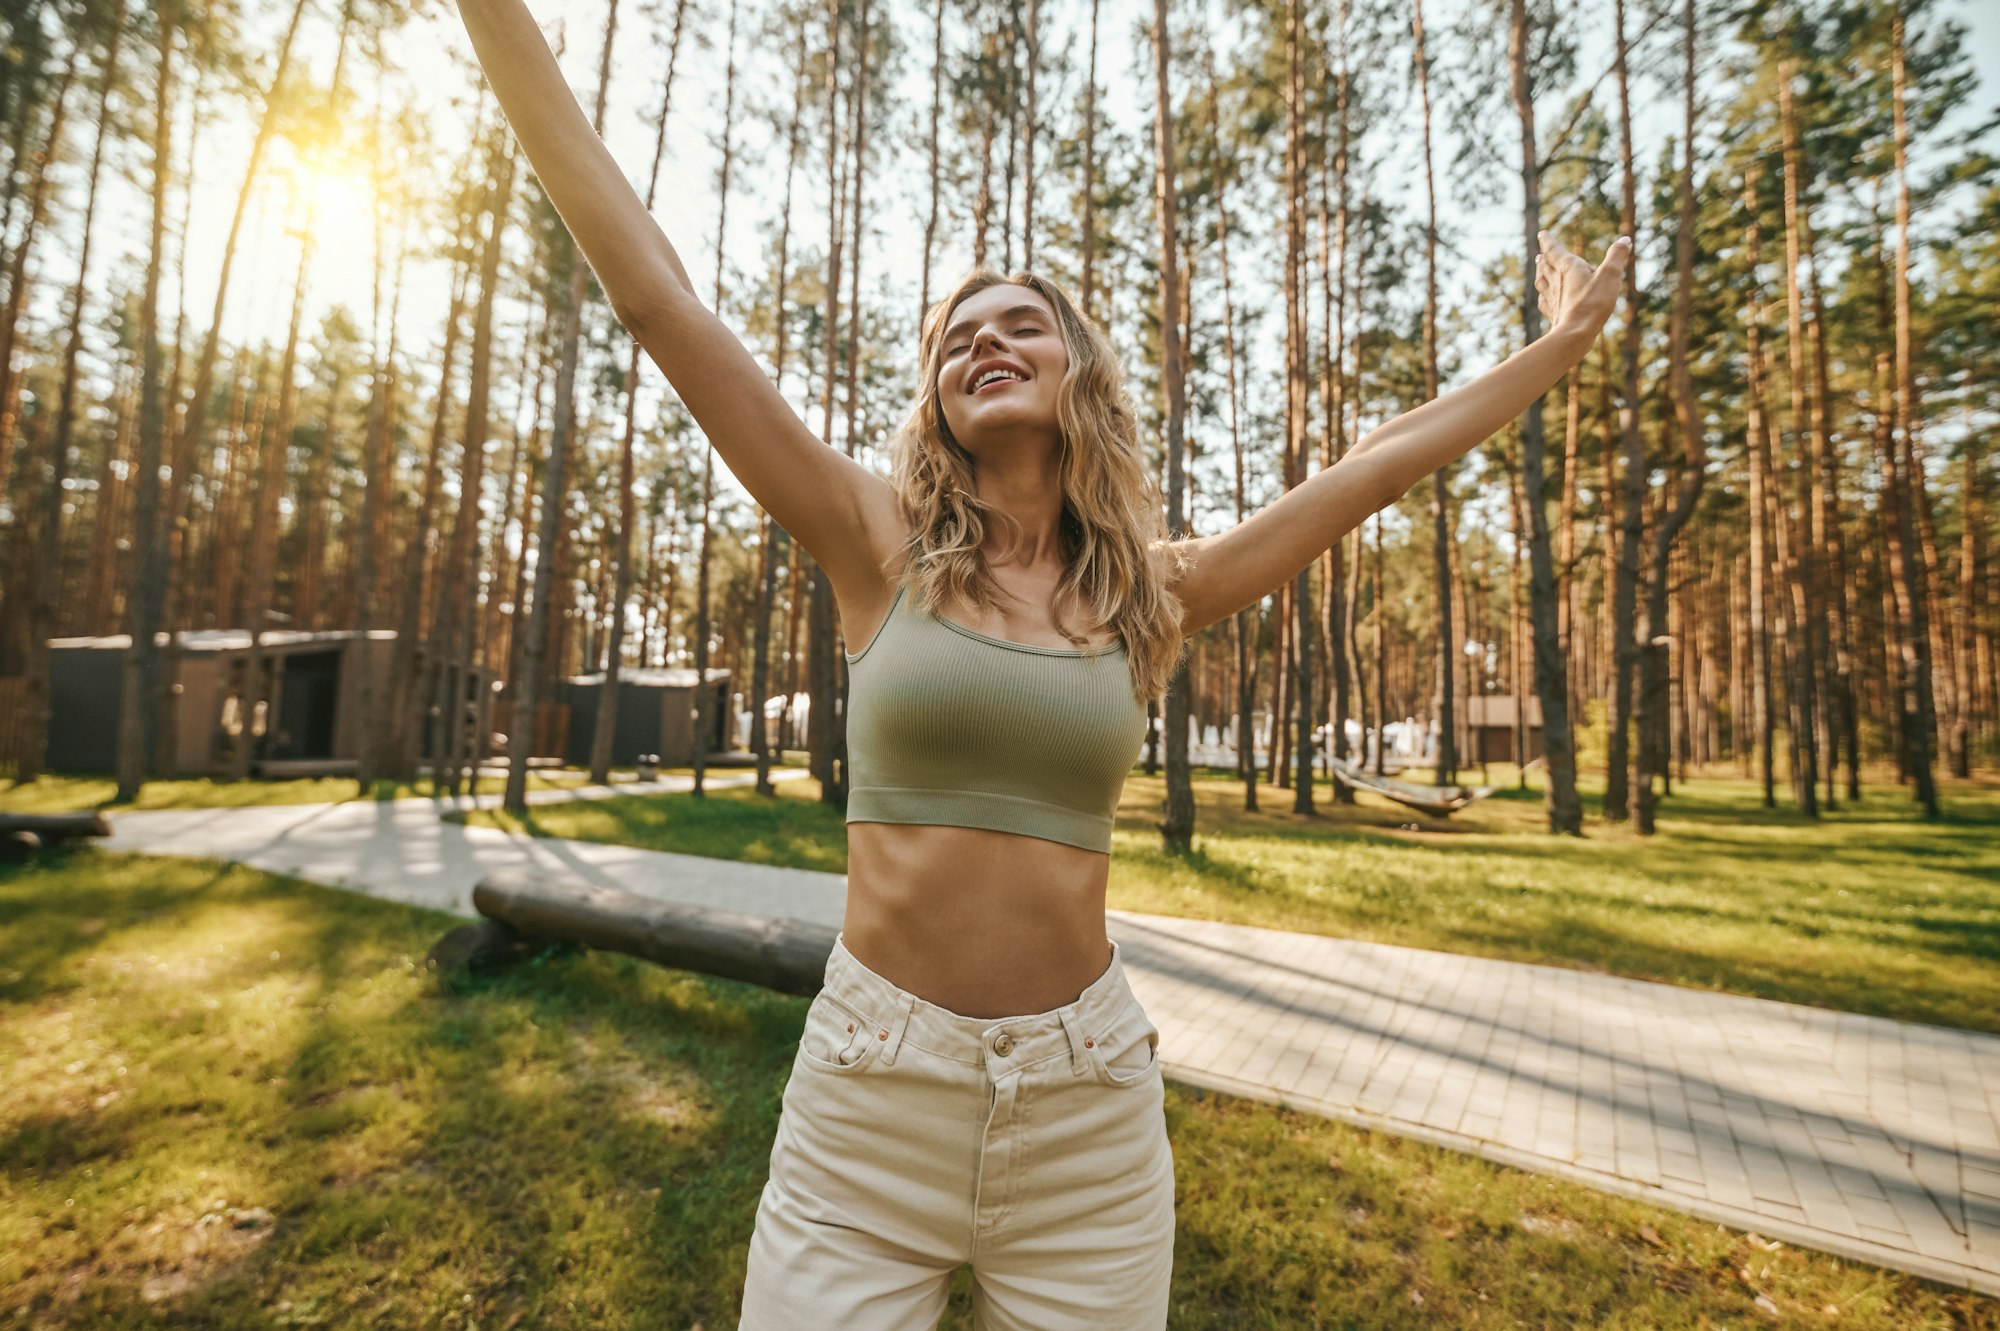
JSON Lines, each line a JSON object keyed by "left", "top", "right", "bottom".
{"left": 971, "top": 368, "right": 1026, "bottom": 394}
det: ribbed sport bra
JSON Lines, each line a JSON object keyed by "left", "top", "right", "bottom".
{"left": 842, "top": 580, "right": 1150, "bottom": 854}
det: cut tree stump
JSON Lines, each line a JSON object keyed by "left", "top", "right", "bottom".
{"left": 427, "top": 868, "right": 837, "bottom": 995}
{"left": 0, "top": 812, "right": 114, "bottom": 861}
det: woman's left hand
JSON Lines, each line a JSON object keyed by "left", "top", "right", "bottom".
{"left": 1535, "top": 231, "right": 1631, "bottom": 340}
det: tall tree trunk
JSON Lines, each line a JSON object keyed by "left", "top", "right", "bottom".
{"left": 1152, "top": 0, "right": 1193, "bottom": 849}
{"left": 352, "top": 173, "right": 403, "bottom": 792}
{"left": 1889, "top": 2, "right": 1938, "bottom": 817}
{"left": 1286, "top": 0, "right": 1317, "bottom": 810}
{"left": 752, "top": 17, "right": 804, "bottom": 798}
{"left": 0, "top": 50, "right": 76, "bottom": 517}
{"left": 1604, "top": 0, "right": 1646, "bottom": 821}
{"left": 1000, "top": 0, "right": 1019, "bottom": 271}
{"left": 1776, "top": 40, "right": 1820, "bottom": 815}
{"left": 921, "top": 0, "right": 944, "bottom": 317}
{"left": 1504, "top": 441, "right": 1530, "bottom": 776}
{"left": 1080, "top": 0, "right": 1100, "bottom": 321}
{"left": 1968, "top": 445, "right": 1984, "bottom": 779}
{"left": 433, "top": 137, "right": 518, "bottom": 797}
{"left": 1206, "top": 51, "right": 1255, "bottom": 812}
{"left": 114, "top": 0, "right": 178, "bottom": 801}
{"left": 1023, "top": 0, "right": 1039, "bottom": 271}
{"left": 592, "top": 0, "right": 683, "bottom": 787}
{"left": 1368, "top": 511, "right": 1384, "bottom": 771}
{"left": 1324, "top": 0, "right": 1353, "bottom": 803}
{"left": 1804, "top": 245, "right": 1859, "bottom": 800}
{"left": 1415, "top": 0, "right": 1453, "bottom": 788}
{"left": 1633, "top": 0, "right": 1707, "bottom": 835}
{"left": 827, "top": 0, "right": 871, "bottom": 802}
{"left": 390, "top": 253, "right": 472, "bottom": 782}
{"left": 807, "top": 0, "right": 845, "bottom": 807}
{"left": 18, "top": 0, "right": 126, "bottom": 783}
{"left": 84, "top": 371, "right": 139, "bottom": 635}
{"left": 1507, "top": 0, "right": 1581, "bottom": 833}
{"left": 1558, "top": 365, "right": 1581, "bottom": 702}
{"left": 1744, "top": 170, "right": 1777, "bottom": 807}
{"left": 1888, "top": 10, "right": 1936, "bottom": 815}
{"left": 505, "top": 1, "right": 619, "bottom": 814}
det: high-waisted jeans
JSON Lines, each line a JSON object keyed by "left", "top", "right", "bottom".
{"left": 737, "top": 931, "right": 1176, "bottom": 1330}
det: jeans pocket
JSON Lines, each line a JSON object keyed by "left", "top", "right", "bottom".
{"left": 1089, "top": 1004, "right": 1161, "bottom": 1089}
{"left": 796, "top": 989, "right": 882, "bottom": 1075}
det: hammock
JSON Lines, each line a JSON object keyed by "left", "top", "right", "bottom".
{"left": 1330, "top": 758, "right": 1500, "bottom": 817}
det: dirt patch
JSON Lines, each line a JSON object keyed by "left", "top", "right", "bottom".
{"left": 32, "top": 1204, "right": 279, "bottom": 1316}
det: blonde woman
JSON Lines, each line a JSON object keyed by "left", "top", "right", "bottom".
{"left": 454, "top": 2, "right": 1630, "bottom": 1325}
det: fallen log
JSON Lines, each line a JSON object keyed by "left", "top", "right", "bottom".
{"left": 0, "top": 811, "right": 114, "bottom": 861}
{"left": 428, "top": 868, "right": 837, "bottom": 995}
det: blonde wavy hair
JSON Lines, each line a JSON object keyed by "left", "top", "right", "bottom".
{"left": 879, "top": 268, "right": 1193, "bottom": 704}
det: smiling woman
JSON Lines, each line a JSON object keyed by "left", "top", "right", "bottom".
{"left": 448, "top": 0, "right": 1634, "bottom": 1323}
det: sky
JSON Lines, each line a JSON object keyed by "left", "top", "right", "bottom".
{"left": 41, "top": 0, "right": 2000, "bottom": 537}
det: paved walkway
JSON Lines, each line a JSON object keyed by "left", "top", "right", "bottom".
{"left": 101, "top": 780, "right": 1999, "bottom": 1296}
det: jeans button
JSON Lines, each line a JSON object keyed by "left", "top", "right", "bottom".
{"left": 994, "top": 1032, "right": 1015, "bottom": 1056}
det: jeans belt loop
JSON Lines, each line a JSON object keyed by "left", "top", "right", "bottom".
{"left": 878, "top": 992, "right": 916, "bottom": 1067}
{"left": 1056, "top": 1004, "right": 1091, "bottom": 1076}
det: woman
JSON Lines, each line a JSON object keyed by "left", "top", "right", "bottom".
{"left": 454, "top": 3, "right": 1630, "bottom": 1326}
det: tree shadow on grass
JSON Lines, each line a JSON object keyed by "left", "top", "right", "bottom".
{"left": 5, "top": 861, "right": 808, "bottom": 1328}
{"left": 0, "top": 850, "right": 243, "bottom": 1005}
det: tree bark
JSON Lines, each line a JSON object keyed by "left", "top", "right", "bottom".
{"left": 921, "top": 0, "right": 945, "bottom": 318}
{"left": 1152, "top": 0, "right": 1193, "bottom": 850}
{"left": 114, "top": 0, "right": 178, "bottom": 801}
{"left": 1507, "top": 0, "right": 1581, "bottom": 833}
{"left": 1889, "top": 3, "right": 1938, "bottom": 816}
{"left": 1633, "top": 0, "right": 1707, "bottom": 834}
{"left": 18, "top": 0, "right": 127, "bottom": 783}
{"left": 505, "top": 1, "right": 619, "bottom": 813}
{"left": 592, "top": 0, "right": 684, "bottom": 787}
{"left": 1324, "top": 2, "right": 1354, "bottom": 802}
{"left": 1604, "top": 0, "right": 1646, "bottom": 821}
{"left": 1414, "top": 0, "right": 1453, "bottom": 789}
{"left": 1205, "top": 51, "right": 1255, "bottom": 812}
{"left": 1743, "top": 168, "right": 1776, "bottom": 806}
{"left": 1080, "top": 0, "right": 1100, "bottom": 321}
{"left": 1776, "top": 41, "right": 1821, "bottom": 815}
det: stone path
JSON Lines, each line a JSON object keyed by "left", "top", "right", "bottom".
{"left": 101, "top": 782, "right": 1999, "bottom": 1296}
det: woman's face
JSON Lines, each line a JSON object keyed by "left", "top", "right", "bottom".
{"left": 934, "top": 283, "right": 1070, "bottom": 455}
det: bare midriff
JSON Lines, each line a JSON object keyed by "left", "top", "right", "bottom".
{"left": 843, "top": 820, "right": 1116, "bottom": 1020}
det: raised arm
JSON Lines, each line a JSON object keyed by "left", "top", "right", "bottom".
{"left": 453, "top": 0, "right": 903, "bottom": 602}
{"left": 1167, "top": 231, "right": 1631, "bottom": 639}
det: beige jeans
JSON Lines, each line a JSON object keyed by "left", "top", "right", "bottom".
{"left": 737, "top": 931, "right": 1175, "bottom": 1330}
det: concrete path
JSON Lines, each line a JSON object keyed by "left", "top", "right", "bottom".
{"left": 101, "top": 783, "right": 2000, "bottom": 1296}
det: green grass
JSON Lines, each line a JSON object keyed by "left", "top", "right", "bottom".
{"left": 3, "top": 852, "right": 1991, "bottom": 1328}
{"left": 459, "top": 767, "right": 2000, "bottom": 1035}
{"left": 457, "top": 769, "right": 851, "bottom": 875}
{"left": 0, "top": 769, "right": 632, "bottom": 814}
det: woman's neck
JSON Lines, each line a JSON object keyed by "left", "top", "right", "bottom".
{"left": 973, "top": 453, "right": 1065, "bottom": 571}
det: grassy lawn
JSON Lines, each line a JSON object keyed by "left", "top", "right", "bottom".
{"left": 4, "top": 851, "right": 1991, "bottom": 1328}
{"left": 458, "top": 768, "right": 2000, "bottom": 1035}
{"left": 0, "top": 769, "right": 634, "bottom": 814}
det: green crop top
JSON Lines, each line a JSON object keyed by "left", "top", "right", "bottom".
{"left": 842, "top": 581, "right": 1149, "bottom": 854}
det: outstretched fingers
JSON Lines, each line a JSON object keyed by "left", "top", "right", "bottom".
{"left": 1582, "top": 236, "right": 1635, "bottom": 297}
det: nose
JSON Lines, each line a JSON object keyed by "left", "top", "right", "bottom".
{"left": 968, "top": 323, "right": 1009, "bottom": 359}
